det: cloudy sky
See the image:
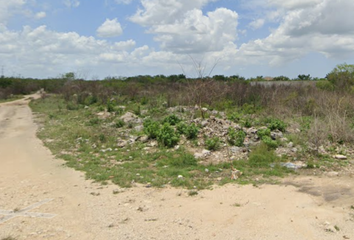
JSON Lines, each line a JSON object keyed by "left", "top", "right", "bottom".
{"left": 0, "top": 0, "right": 353, "bottom": 79}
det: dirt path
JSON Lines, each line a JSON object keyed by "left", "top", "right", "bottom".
{"left": 1, "top": 95, "right": 353, "bottom": 240}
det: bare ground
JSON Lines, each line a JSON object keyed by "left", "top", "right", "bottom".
{"left": 0, "top": 95, "right": 353, "bottom": 240}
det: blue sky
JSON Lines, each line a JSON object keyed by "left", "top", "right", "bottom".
{"left": 0, "top": 0, "right": 353, "bottom": 79}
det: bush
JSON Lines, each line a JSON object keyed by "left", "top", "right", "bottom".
{"left": 185, "top": 124, "right": 199, "bottom": 139}
{"left": 176, "top": 122, "right": 187, "bottom": 134}
{"left": 114, "top": 119, "right": 125, "bottom": 128}
{"left": 248, "top": 143, "right": 279, "bottom": 167}
{"left": 107, "top": 102, "right": 115, "bottom": 112}
{"left": 157, "top": 123, "right": 180, "bottom": 148}
{"left": 163, "top": 114, "right": 181, "bottom": 125}
{"left": 268, "top": 118, "right": 286, "bottom": 132}
{"left": 261, "top": 136, "right": 279, "bottom": 149}
{"left": 257, "top": 128, "right": 271, "bottom": 139}
{"left": 205, "top": 137, "right": 221, "bottom": 151}
{"left": 143, "top": 119, "right": 160, "bottom": 139}
{"left": 228, "top": 128, "right": 246, "bottom": 147}
{"left": 176, "top": 122, "right": 199, "bottom": 139}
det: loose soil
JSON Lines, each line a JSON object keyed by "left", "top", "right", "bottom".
{"left": 1, "top": 95, "right": 353, "bottom": 240}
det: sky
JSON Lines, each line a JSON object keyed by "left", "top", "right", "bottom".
{"left": 0, "top": 0, "right": 354, "bottom": 79}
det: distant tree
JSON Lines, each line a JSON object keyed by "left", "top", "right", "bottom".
{"left": 213, "top": 75, "right": 227, "bottom": 81}
{"left": 297, "top": 74, "right": 311, "bottom": 80}
{"left": 326, "top": 63, "right": 354, "bottom": 90}
{"left": 62, "top": 72, "right": 76, "bottom": 81}
{"left": 273, "top": 76, "right": 290, "bottom": 81}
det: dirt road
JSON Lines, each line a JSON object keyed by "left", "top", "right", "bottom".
{"left": 1, "top": 95, "right": 353, "bottom": 240}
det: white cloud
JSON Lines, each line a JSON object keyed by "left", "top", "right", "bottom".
{"left": 154, "top": 8, "right": 238, "bottom": 53}
{"left": 0, "top": 0, "right": 26, "bottom": 24}
{"left": 236, "top": 0, "right": 354, "bottom": 66}
{"left": 97, "top": 18, "right": 123, "bottom": 38}
{"left": 63, "top": 0, "right": 80, "bottom": 8}
{"left": 249, "top": 19, "right": 265, "bottom": 30}
{"left": 115, "top": 0, "right": 133, "bottom": 4}
{"left": 35, "top": 11, "right": 46, "bottom": 19}
{"left": 0, "top": 25, "right": 139, "bottom": 78}
{"left": 268, "top": 0, "right": 321, "bottom": 10}
{"left": 130, "top": 0, "right": 216, "bottom": 26}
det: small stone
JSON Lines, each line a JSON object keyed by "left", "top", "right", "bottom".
{"left": 177, "top": 175, "right": 183, "bottom": 179}
{"left": 205, "top": 168, "right": 209, "bottom": 173}
{"left": 287, "top": 142, "right": 294, "bottom": 148}
{"left": 334, "top": 155, "right": 347, "bottom": 160}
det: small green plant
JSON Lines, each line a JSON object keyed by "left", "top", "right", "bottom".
{"left": 184, "top": 123, "right": 199, "bottom": 139}
{"left": 242, "top": 118, "right": 252, "bottom": 128}
{"left": 257, "top": 128, "right": 271, "bottom": 139}
{"left": 248, "top": 143, "right": 279, "bottom": 167}
{"left": 205, "top": 137, "right": 221, "bottom": 151}
{"left": 228, "top": 112, "right": 242, "bottom": 123}
{"left": 176, "top": 122, "right": 187, "bottom": 134}
{"left": 268, "top": 118, "right": 286, "bottom": 132}
{"left": 188, "top": 190, "right": 198, "bottom": 196}
{"left": 261, "top": 136, "right": 279, "bottom": 149}
{"left": 157, "top": 123, "right": 180, "bottom": 148}
{"left": 143, "top": 119, "right": 161, "bottom": 139}
{"left": 228, "top": 128, "right": 246, "bottom": 147}
{"left": 114, "top": 119, "right": 125, "bottom": 128}
{"left": 177, "top": 122, "right": 199, "bottom": 139}
{"left": 163, "top": 114, "right": 181, "bottom": 125}
{"left": 107, "top": 102, "right": 115, "bottom": 112}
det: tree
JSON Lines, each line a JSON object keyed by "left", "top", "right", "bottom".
{"left": 62, "top": 72, "right": 76, "bottom": 81}
{"left": 326, "top": 63, "right": 354, "bottom": 90}
{"left": 297, "top": 74, "right": 311, "bottom": 80}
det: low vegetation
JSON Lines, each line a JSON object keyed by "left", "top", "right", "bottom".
{"left": 3, "top": 64, "right": 354, "bottom": 189}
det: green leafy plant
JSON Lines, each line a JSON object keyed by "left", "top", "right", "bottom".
{"left": 205, "top": 137, "right": 221, "bottom": 151}
{"left": 114, "top": 119, "right": 125, "bottom": 128}
{"left": 268, "top": 118, "right": 286, "bottom": 132}
{"left": 261, "top": 136, "right": 279, "bottom": 149}
{"left": 185, "top": 123, "right": 199, "bottom": 139}
{"left": 257, "top": 128, "right": 271, "bottom": 139}
{"left": 143, "top": 119, "right": 160, "bottom": 139}
{"left": 228, "top": 128, "right": 246, "bottom": 147}
{"left": 163, "top": 114, "right": 181, "bottom": 125}
{"left": 157, "top": 123, "right": 180, "bottom": 148}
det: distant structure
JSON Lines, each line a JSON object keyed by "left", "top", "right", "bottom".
{"left": 263, "top": 76, "right": 274, "bottom": 81}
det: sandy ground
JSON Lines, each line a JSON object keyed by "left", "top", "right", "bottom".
{"left": 0, "top": 95, "right": 353, "bottom": 240}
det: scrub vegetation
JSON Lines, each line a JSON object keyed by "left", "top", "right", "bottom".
{"left": 2, "top": 64, "right": 354, "bottom": 189}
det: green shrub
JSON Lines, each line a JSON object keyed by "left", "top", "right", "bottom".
{"left": 185, "top": 124, "right": 199, "bottom": 139}
{"left": 107, "top": 102, "right": 115, "bottom": 112}
{"left": 157, "top": 123, "right": 180, "bottom": 148}
{"left": 114, "top": 119, "right": 125, "bottom": 128}
{"left": 257, "top": 128, "right": 271, "bottom": 139}
{"left": 228, "top": 128, "right": 246, "bottom": 147}
{"left": 242, "top": 118, "right": 252, "bottom": 128}
{"left": 169, "top": 152, "right": 197, "bottom": 167}
{"left": 205, "top": 137, "right": 221, "bottom": 151}
{"left": 268, "top": 118, "right": 286, "bottom": 132}
{"left": 163, "top": 114, "right": 181, "bottom": 125}
{"left": 261, "top": 136, "right": 279, "bottom": 149}
{"left": 143, "top": 119, "right": 160, "bottom": 139}
{"left": 176, "top": 122, "right": 187, "bottom": 134}
{"left": 249, "top": 143, "right": 279, "bottom": 167}
{"left": 228, "top": 112, "right": 242, "bottom": 123}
